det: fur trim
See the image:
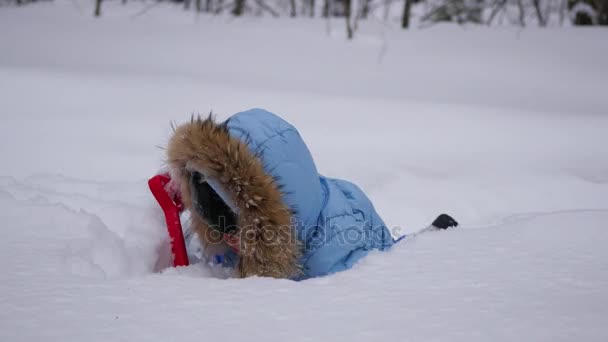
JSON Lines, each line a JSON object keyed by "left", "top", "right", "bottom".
{"left": 167, "top": 115, "right": 301, "bottom": 279}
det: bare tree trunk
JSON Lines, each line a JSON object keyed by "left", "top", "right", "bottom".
{"left": 184, "top": 0, "right": 191, "bottom": 10}
{"left": 401, "top": 0, "right": 412, "bottom": 28}
{"left": 310, "top": 0, "right": 315, "bottom": 17}
{"left": 354, "top": 0, "right": 363, "bottom": 31}
{"left": 517, "top": 0, "right": 526, "bottom": 26}
{"left": 232, "top": 0, "right": 245, "bottom": 15}
{"left": 289, "top": 0, "right": 297, "bottom": 17}
{"left": 94, "top": 0, "right": 102, "bottom": 16}
{"left": 361, "top": 0, "right": 370, "bottom": 19}
{"left": 196, "top": 0, "right": 202, "bottom": 12}
{"left": 532, "top": 0, "right": 546, "bottom": 26}
{"left": 383, "top": 0, "right": 390, "bottom": 21}
{"left": 598, "top": 0, "right": 608, "bottom": 25}
{"left": 205, "top": 0, "right": 211, "bottom": 12}
{"left": 558, "top": 0, "right": 566, "bottom": 25}
{"left": 16, "top": 0, "right": 23, "bottom": 5}
{"left": 322, "top": 0, "right": 330, "bottom": 17}
{"left": 345, "top": 0, "right": 353, "bottom": 38}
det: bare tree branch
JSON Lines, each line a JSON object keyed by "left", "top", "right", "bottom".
{"left": 255, "top": 0, "right": 280, "bottom": 17}
{"left": 486, "top": 0, "right": 507, "bottom": 25}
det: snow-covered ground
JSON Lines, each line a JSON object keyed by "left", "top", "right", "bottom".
{"left": 1, "top": 2, "right": 608, "bottom": 341}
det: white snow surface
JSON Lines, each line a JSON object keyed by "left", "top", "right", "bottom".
{"left": 1, "top": 2, "right": 608, "bottom": 341}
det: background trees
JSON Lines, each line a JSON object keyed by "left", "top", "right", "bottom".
{"left": 3, "top": 0, "right": 606, "bottom": 37}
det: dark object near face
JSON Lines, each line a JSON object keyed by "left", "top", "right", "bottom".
{"left": 189, "top": 171, "right": 238, "bottom": 234}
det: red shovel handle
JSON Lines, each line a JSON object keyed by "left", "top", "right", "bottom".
{"left": 149, "top": 174, "right": 189, "bottom": 267}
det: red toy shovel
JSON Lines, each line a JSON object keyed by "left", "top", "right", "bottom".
{"left": 149, "top": 174, "right": 189, "bottom": 267}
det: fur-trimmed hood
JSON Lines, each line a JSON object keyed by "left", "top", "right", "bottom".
{"left": 167, "top": 109, "right": 323, "bottom": 278}
{"left": 167, "top": 108, "right": 395, "bottom": 279}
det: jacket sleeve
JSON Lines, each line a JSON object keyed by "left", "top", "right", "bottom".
{"left": 301, "top": 215, "right": 371, "bottom": 278}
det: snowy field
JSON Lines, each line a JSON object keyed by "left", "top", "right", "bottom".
{"left": 1, "top": 1, "right": 608, "bottom": 341}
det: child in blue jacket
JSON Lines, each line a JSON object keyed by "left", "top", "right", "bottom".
{"left": 167, "top": 109, "right": 457, "bottom": 279}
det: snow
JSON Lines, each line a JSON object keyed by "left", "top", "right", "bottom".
{"left": 1, "top": 1, "right": 608, "bottom": 341}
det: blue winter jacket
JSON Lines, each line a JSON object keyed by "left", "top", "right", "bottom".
{"left": 224, "top": 109, "right": 395, "bottom": 279}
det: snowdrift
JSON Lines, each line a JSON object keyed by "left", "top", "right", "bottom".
{"left": 1, "top": 2, "right": 607, "bottom": 341}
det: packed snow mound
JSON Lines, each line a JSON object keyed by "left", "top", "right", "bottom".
{"left": 1, "top": 175, "right": 608, "bottom": 342}
{"left": 0, "top": 176, "right": 167, "bottom": 278}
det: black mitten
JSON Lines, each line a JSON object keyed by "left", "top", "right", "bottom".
{"left": 432, "top": 214, "right": 459, "bottom": 229}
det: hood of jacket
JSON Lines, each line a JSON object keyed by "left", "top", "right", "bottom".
{"left": 166, "top": 108, "right": 324, "bottom": 278}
